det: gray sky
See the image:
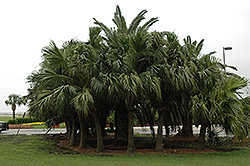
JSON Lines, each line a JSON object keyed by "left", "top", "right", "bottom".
{"left": 0, "top": 0, "right": 250, "bottom": 113}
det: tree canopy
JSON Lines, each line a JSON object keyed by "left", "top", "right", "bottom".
{"left": 26, "top": 5, "right": 250, "bottom": 153}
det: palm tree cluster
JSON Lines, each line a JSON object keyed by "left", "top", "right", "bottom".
{"left": 26, "top": 6, "right": 250, "bottom": 153}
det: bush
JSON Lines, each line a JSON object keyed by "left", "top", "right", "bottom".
{"left": 7, "top": 119, "right": 18, "bottom": 124}
{"left": 7, "top": 117, "right": 43, "bottom": 124}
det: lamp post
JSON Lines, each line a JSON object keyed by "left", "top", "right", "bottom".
{"left": 223, "top": 47, "right": 232, "bottom": 71}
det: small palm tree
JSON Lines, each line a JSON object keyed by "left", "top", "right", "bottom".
{"left": 5, "top": 94, "right": 24, "bottom": 119}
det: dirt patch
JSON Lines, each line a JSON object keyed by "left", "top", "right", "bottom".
{"left": 3, "top": 134, "right": 246, "bottom": 155}
{"left": 167, "top": 135, "right": 198, "bottom": 142}
{"left": 49, "top": 134, "right": 218, "bottom": 155}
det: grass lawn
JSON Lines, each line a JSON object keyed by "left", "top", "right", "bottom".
{"left": 0, "top": 115, "right": 13, "bottom": 122}
{"left": 31, "top": 123, "right": 66, "bottom": 129}
{"left": 0, "top": 115, "right": 27, "bottom": 122}
{"left": 0, "top": 135, "right": 250, "bottom": 166}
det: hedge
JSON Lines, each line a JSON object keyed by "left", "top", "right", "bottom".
{"left": 7, "top": 117, "right": 43, "bottom": 124}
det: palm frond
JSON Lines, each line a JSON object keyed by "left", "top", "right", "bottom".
{"left": 128, "top": 9, "right": 147, "bottom": 33}
{"left": 93, "top": 18, "right": 119, "bottom": 48}
{"left": 72, "top": 87, "right": 94, "bottom": 115}
{"left": 112, "top": 5, "right": 127, "bottom": 33}
{"left": 88, "top": 26, "right": 102, "bottom": 47}
{"left": 144, "top": 74, "right": 162, "bottom": 102}
{"left": 119, "top": 73, "right": 143, "bottom": 100}
{"left": 42, "top": 40, "right": 66, "bottom": 67}
{"left": 141, "top": 17, "right": 159, "bottom": 31}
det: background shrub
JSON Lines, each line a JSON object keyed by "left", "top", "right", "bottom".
{"left": 7, "top": 117, "right": 43, "bottom": 124}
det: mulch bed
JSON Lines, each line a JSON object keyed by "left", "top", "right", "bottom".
{"left": 9, "top": 124, "right": 33, "bottom": 129}
{"left": 51, "top": 134, "right": 217, "bottom": 155}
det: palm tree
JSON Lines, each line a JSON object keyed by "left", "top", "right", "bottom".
{"left": 27, "top": 39, "right": 82, "bottom": 146}
{"left": 217, "top": 76, "right": 249, "bottom": 138}
{"left": 94, "top": 5, "right": 159, "bottom": 153}
{"left": 144, "top": 31, "right": 193, "bottom": 151}
{"left": 172, "top": 36, "right": 204, "bottom": 137}
{"left": 30, "top": 35, "right": 108, "bottom": 151}
{"left": 192, "top": 52, "right": 249, "bottom": 150}
{"left": 241, "top": 96, "right": 250, "bottom": 137}
{"left": 5, "top": 94, "right": 24, "bottom": 119}
{"left": 191, "top": 53, "right": 224, "bottom": 150}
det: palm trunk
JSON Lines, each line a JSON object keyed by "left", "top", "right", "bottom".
{"left": 165, "top": 126, "right": 170, "bottom": 138}
{"left": 12, "top": 110, "right": 16, "bottom": 120}
{"left": 100, "top": 105, "right": 109, "bottom": 137}
{"left": 93, "top": 110, "right": 105, "bottom": 152}
{"left": 164, "top": 113, "right": 170, "bottom": 138}
{"left": 150, "top": 125, "right": 155, "bottom": 140}
{"left": 178, "top": 113, "right": 193, "bottom": 137}
{"left": 197, "top": 124, "right": 207, "bottom": 151}
{"left": 127, "top": 110, "right": 135, "bottom": 154}
{"left": 78, "top": 114, "right": 87, "bottom": 149}
{"left": 115, "top": 103, "right": 128, "bottom": 145}
{"left": 12, "top": 104, "right": 16, "bottom": 120}
{"left": 155, "top": 109, "right": 164, "bottom": 151}
{"left": 150, "top": 108, "right": 157, "bottom": 140}
{"left": 66, "top": 119, "right": 72, "bottom": 140}
{"left": 65, "top": 120, "right": 69, "bottom": 137}
{"left": 178, "top": 91, "right": 193, "bottom": 137}
{"left": 69, "top": 112, "right": 77, "bottom": 146}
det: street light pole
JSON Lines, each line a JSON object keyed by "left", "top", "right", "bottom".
{"left": 223, "top": 47, "right": 232, "bottom": 71}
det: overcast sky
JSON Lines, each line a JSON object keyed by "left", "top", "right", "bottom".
{"left": 0, "top": 0, "right": 249, "bottom": 113}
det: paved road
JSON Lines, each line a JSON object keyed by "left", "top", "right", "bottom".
{"left": 134, "top": 126, "right": 228, "bottom": 137}
{"left": 0, "top": 127, "right": 182, "bottom": 135}
{"left": 0, "top": 127, "right": 192, "bottom": 136}
{"left": 0, "top": 126, "right": 228, "bottom": 137}
{"left": 0, "top": 128, "right": 66, "bottom": 135}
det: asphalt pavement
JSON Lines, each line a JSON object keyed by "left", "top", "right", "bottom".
{"left": 0, "top": 128, "right": 66, "bottom": 135}
{"left": 0, "top": 126, "right": 228, "bottom": 137}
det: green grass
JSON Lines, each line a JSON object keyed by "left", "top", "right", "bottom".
{"left": 0, "top": 135, "right": 250, "bottom": 166}
{"left": 31, "top": 123, "right": 66, "bottom": 129}
{"left": 0, "top": 115, "right": 13, "bottom": 122}
{"left": 0, "top": 115, "right": 27, "bottom": 122}
{"left": 31, "top": 124, "right": 47, "bottom": 129}
{"left": 134, "top": 134, "right": 152, "bottom": 137}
